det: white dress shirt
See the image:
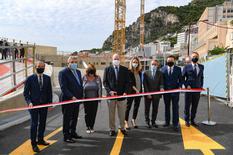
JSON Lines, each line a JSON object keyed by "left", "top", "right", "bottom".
{"left": 167, "top": 66, "right": 174, "bottom": 75}
{"left": 191, "top": 63, "right": 200, "bottom": 75}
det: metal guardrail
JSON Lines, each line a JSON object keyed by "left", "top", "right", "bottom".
{"left": 0, "top": 44, "right": 36, "bottom": 96}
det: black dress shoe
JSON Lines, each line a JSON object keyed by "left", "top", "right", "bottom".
{"left": 120, "top": 129, "right": 127, "bottom": 135}
{"left": 37, "top": 140, "right": 50, "bottom": 146}
{"left": 185, "top": 122, "right": 190, "bottom": 127}
{"left": 146, "top": 122, "right": 151, "bottom": 128}
{"left": 64, "top": 138, "right": 76, "bottom": 143}
{"left": 191, "top": 122, "right": 199, "bottom": 127}
{"left": 32, "top": 145, "right": 40, "bottom": 153}
{"left": 152, "top": 123, "right": 158, "bottom": 128}
{"left": 163, "top": 124, "right": 170, "bottom": 127}
{"left": 71, "top": 133, "right": 82, "bottom": 139}
{"left": 109, "top": 130, "right": 116, "bottom": 136}
{"left": 173, "top": 126, "right": 179, "bottom": 132}
{"left": 126, "top": 127, "right": 131, "bottom": 130}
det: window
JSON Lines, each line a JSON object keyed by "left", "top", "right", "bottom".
{"left": 101, "top": 62, "right": 106, "bottom": 65}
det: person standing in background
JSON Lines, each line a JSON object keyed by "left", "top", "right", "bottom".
{"left": 20, "top": 44, "right": 25, "bottom": 62}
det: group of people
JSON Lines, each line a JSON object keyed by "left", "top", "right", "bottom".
{"left": 23, "top": 52, "right": 204, "bottom": 153}
{"left": 0, "top": 39, "right": 25, "bottom": 60}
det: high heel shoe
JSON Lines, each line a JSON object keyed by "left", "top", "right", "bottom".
{"left": 131, "top": 119, "right": 138, "bottom": 128}
{"left": 124, "top": 120, "right": 131, "bottom": 130}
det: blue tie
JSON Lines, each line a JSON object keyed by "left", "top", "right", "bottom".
{"left": 115, "top": 66, "right": 119, "bottom": 80}
{"left": 73, "top": 70, "right": 81, "bottom": 86}
{"left": 152, "top": 70, "right": 156, "bottom": 79}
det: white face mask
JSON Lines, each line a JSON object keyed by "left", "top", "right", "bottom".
{"left": 132, "top": 63, "right": 138, "bottom": 68}
{"left": 151, "top": 65, "right": 157, "bottom": 70}
{"left": 113, "top": 60, "right": 120, "bottom": 66}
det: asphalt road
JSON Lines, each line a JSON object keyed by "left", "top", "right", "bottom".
{"left": 0, "top": 94, "right": 233, "bottom": 155}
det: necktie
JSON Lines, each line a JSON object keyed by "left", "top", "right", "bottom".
{"left": 194, "top": 64, "right": 197, "bottom": 76}
{"left": 73, "top": 70, "right": 81, "bottom": 86}
{"left": 152, "top": 70, "right": 156, "bottom": 79}
{"left": 115, "top": 66, "right": 119, "bottom": 80}
{"left": 39, "top": 75, "right": 43, "bottom": 90}
{"left": 169, "top": 68, "right": 172, "bottom": 76}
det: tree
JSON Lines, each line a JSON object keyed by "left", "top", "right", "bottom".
{"left": 209, "top": 47, "right": 226, "bottom": 56}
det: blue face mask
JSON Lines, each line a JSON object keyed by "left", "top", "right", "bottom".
{"left": 70, "top": 63, "right": 77, "bottom": 70}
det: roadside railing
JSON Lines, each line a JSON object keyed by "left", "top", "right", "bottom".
{"left": 0, "top": 43, "right": 36, "bottom": 96}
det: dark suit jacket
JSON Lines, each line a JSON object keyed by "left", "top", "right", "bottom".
{"left": 143, "top": 69, "right": 164, "bottom": 99}
{"left": 59, "top": 67, "right": 83, "bottom": 101}
{"left": 182, "top": 63, "right": 204, "bottom": 88}
{"left": 128, "top": 70, "right": 143, "bottom": 94}
{"left": 103, "top": 65, "right": 130, "bottom": 100}
{"left": 24, "top": 74, "right": 52, "bottom": 105}
{"left": 161, "top": 65, "right": 182, "bottom": 90}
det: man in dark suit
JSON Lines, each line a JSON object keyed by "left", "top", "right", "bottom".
{"left": 2, "top": 40, "right": 8, "bottom": 60}
{"left": 182, "top": 52, "right": 204, "bottom": 127}
{"left": 161, "top": 55, "right": 182, "bottom": 131}
{"left": 103, "top": 53, "right": 130, "bottom": 136}
{"left": 24, "top": 61, "right": 52, "bottom": 153}
{"left": 20, "top": 44, "right": 25, "bottom": 62}
{"left": 59, "top": 56, "right": 83, "bottom": 143}
{"left": 0, "top": 39, "right": 3, "bottom": 60}
{"left": 143, "top": 60, "right": 164, "bottom": 128}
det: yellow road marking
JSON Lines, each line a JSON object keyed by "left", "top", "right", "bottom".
{"left": 179, "top": 119, "right": 225, "bottom": 155}
{"left": 110, "top": 130, "right": 125, "bottom": 155}
{"left": 10, "top": 127, "right": 62, "bottom": 155}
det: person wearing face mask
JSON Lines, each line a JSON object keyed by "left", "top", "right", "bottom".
{"left": 124, "top": 57, "right": 143, "bottom": 129}
{"left": 161, "top": 55, "right": 182, "bottom": 131}
{"left": 59, "top": 56, "right": 83, "bottom": 143}
{"left": 182, "top": 52, "right": 204, "bottom": 127}
{"left": 143, "top": 60, "right": 164, "bottom": 128}
{"left": 83, "top": 64, "right": 102, "bottom": 134}
{"left": 103, "top": 53, "right": 130, "bottom": 136}
{"left": 24, "top": 61, "right": 52, "bottom": 153}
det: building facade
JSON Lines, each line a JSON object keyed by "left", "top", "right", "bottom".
{"left": 195, "top": 0, "right": 233, "bottom": 57}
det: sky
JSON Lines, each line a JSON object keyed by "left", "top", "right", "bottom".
{"left": 0, "top": 0, "right": 191, "bottom": 52}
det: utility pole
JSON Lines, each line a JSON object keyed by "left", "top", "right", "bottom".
{"left": 187, "top": 24, "right": 191, "bottom": 56}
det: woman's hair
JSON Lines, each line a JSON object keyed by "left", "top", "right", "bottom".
{"left": 85, "top": 63, "right": 97, "bottom": 76}
{"left": 129, "top": 56, "right": 142, "bottom": 72}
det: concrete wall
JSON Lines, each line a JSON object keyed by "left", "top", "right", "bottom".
{"left": 0, "top": 91, "right": 26, "bottom": 117}
{"left": 38, "top": 54, "right": 113, "bottom": 69}
{"left": 36, "top": 45, "right": 57, "bottom": 55}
